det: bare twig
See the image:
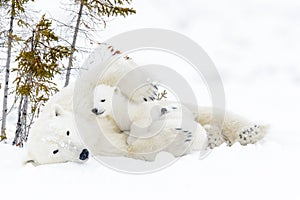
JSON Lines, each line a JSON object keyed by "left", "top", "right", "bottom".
{"left": 157, "top": 90, "right": 167, "bottom": 101}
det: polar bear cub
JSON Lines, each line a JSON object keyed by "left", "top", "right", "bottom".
{"left": 92, "top": 84, "right": 165, "bottom": 139}
{"left": 92, "top": 84, "right": 208, "bottom": 160}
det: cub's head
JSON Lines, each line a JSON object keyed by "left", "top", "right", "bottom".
{"left": 92, "top": 84, "right": 121, "bottom": 117}
{"left": 25, "top": 105, "right": 89, "bottom": 165}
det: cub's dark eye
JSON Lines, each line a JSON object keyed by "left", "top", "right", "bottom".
{"left": 66, "top": 131, "right": 70, "bottom": 136}
{"left": 100, "top": 99, "right": 106, "bottom": 102}
{"left": 53, "top": 149, "right": 59, "bottom": 154}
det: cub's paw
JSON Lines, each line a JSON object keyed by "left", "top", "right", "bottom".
{"left": 141, "top": 82, "right": 159, "bottom": 102}
{"left": 238, "top": 124, "right": 268, "bottom": 146}
{"left": 174, "top": 128, "right": 193, "bottom": 143}
{"left": 167, "top": 128, "right": 194, "bottom": 156}
{"left": 204, "top": 124, "right": 224, "bottom": 149}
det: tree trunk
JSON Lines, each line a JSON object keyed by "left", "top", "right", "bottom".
{"left": 13, "top": 95, "right": 24, "bottom": 146}
{"left": 1, "top": 0, "right": 15, "bottom": 141}
{"left": 64, "top": 1, "right": 84, "bottom": 87}
{"left": 22, "top": 95, "right": 28, "bottom": 143}
{"left": 12, "top": 94, "right": 28, "bottom": 147}
{"left": 25, "top": 104, "right": 35, "bottom": 142}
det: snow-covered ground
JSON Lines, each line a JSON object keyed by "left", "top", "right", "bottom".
{"left": 1, "top": 0, "right": 300, "bottom": 199}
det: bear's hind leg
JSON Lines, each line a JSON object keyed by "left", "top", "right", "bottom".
{"left": 237, "top": 124, "right": 269, "bottom": 146}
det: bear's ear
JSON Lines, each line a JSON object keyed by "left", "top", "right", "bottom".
{"left": 23, "top": 159, "right": 38, "bottom": 167}
{"left": 53, "top": 104, "right": 64, "bottom": 117}
{"left": 22, "top": 153, "right": 39, "bottom": 166}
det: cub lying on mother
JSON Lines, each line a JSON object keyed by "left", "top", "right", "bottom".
{"left": 92, "top": 84, "right": 208, "bottom": 160}
{"left": 92, "top": 84, "right": 268, "bottom": 160}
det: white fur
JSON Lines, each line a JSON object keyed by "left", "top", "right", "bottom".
{"left": 26, "top": 44, "right": 268, "bottom": 165}
{"left": 26, "top": 44, "right": 158, "bottom": 164}
{"left": 93, "top": 84, "right": 162, "bottom": 132}
{"left": 92, "top": 84, "right": 209, "bottom": 160}
{"left": 26, "top": 104, "right": 87, "bottom": 165}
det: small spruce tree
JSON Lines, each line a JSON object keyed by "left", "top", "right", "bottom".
{"left": 12, "top": 15, "right": 71, "bottom": 147}
{"left": 0, "top": 0, "right": 34, "bottom": 141}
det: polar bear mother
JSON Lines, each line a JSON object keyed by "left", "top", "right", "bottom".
{"left": 25, "top": 44, "right": 159, "bottom": 165}
{"left": 25, "top": 44, "right": 268, "bottom": 165}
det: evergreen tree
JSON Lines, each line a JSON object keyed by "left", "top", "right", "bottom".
{"left": 63, "top": 0, "right": 136, "bottom": 87}
{"left": 12, "top": 15, "right": 71, "bottom": 147}
{"left": 0, "top": 0, "right": 34, "bottom": 142}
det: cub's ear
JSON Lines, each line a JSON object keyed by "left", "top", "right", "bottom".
{"left": 53, "top": 104, "right": 64, "bottom": 117}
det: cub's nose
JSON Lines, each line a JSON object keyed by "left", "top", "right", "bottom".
{"left": 79, "top": 149, "right": 89, "bottom": 161}
{"left": 161, "top": 107, "right": 168, "bottom": 115}
{"left": 91, "top": 108, "right": 98, "bottom": 114}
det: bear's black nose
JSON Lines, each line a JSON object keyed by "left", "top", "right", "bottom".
{"left": 161, "top": 108, "right": 168, "bottom": 115}
{"left": 79, "top": 149, "right": 89, "bottom": 161}
{"left": 91, "top": 108, "right": 98, "bottom": 114}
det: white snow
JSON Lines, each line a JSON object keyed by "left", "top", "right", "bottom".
{"left": 1, "top": 0, "right": 300, "bottom": 199}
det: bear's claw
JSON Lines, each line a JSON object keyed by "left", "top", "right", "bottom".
{"left": 174, "top": 128, "right": 193, "bottom": 143}
{"left": 238, "top": 124, "right": 265, "bottom": 146}
{"left": 141, "top": 82, "right": 159, "bottom": 102}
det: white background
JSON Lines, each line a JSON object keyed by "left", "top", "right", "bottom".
{"left": 1, "top": 0, "right": 300, "bottom": 199}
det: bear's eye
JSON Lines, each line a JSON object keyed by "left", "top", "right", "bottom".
{"left": 66, "top": 131, "right": 70, "bottom": 136}
{"left": 53, "top": 149, "right": 59, "bottom": 154}
{"left": 100, "top": 99, "right": 106, "bottom": 102}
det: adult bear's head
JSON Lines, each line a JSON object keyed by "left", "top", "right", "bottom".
{"left": 25, "top": 104, "right": 89, "bottom": 165}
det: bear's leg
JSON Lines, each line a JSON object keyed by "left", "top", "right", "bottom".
{"left": 166, "top": 124, "right": 208, "bottom": 156}
{"left": 163, "top": 128, "right": 195, "bottom": 157}
{"left": 195, "top": 107, "right": 268, "bottom": 148}
{"left": 127, "top": 121, "right": 207, "bottom": 160}
{"left": 203, "top": 124, "right": 225, "bottom": 148}
{"left": 237, "top": 124, "right": 269, "bottom": 146}
{"left": 127, "top": 126, "right": 192, "bottom": 161}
